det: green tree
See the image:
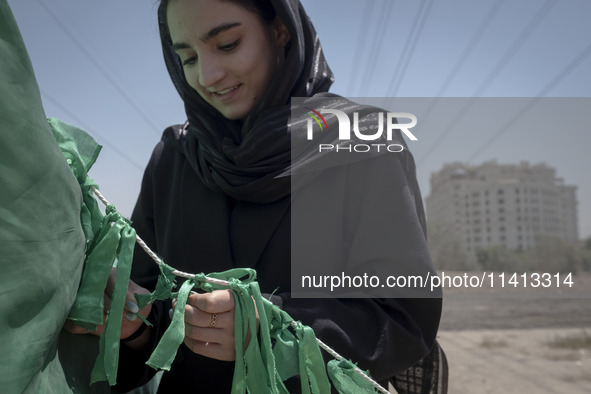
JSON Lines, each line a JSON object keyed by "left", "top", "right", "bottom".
{"left": 524, "top": 235, "right": 583, "bottom": 273}
{"left": 427, "top": 222, "right": 476, "bottom": 270}
{"left": 475, "top": 245, "right": 520, "bottom": 272}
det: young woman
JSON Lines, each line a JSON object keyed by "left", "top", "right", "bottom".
{"left": 108, "top": 0, "right": 444, "bottom": 392}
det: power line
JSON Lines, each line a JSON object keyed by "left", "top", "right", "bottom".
{"left": 472, "top": 0, "right": 557, "bottom": 97}
{"left": 434, "top": 0, "right": 505, "bottom": 97}
{"left": 466, "top": 40, "right": 591, "bottom": 163}
{"left": 37, "top": 0, "right": 161, "bottom": 136}
{"left": 386, "top": 0, "right": 434, "bottom": 97}
{"left": 416, "top": 0, "right": 557, "bottom": 166}
{"left": 41, "top": 90, "right": 145, "bottom": 171}
{"left": 347, "top": 0, "right": 377, "bottom": 94}
{"left": 412, "top": 0, "right": 504, "bottom": 164}
{"left": 358, "top": 0, "right": 395, "bottom": 96}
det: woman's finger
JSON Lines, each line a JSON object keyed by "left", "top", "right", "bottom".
{"left": 187, "top": 289, "right": 234, "bottom": 314}
{"left": 183, "top": 308, "right": 233, "bottom": 328}
{"left": 184, "top": 323, "right": 233, "bottom": 344}
{"left": 183, "top": 338, "right": 236, "bottom": 361}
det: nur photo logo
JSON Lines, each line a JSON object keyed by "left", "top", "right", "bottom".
{"left": 302, "top": 107, "right": 418, "bottom": 153}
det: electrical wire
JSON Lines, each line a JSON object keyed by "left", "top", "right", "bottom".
{"left": 347, "top": 0, "right": 377, "bottom": 94}
{"left": 471, "top": 0, "right": 557, "bottom": 97}
{"left": 37, "top": 0, "right": 162, "bottom": 136}
{"left": 357, "top": 0, "right": 396, "bottom": 96}
{"left": 466, "top": 40, "right": 591, "bottom": 163}
{"left": 41, "top": 90, "right": 144, "bottom": 171}
{"left": 434, "top": 0, "right": 505, "bottom": 97}
{"left": 386, "top": 0, "right": 435, "bottom": 97}
{"left": 416, "top": 0, "right": 557, "bottom": 166}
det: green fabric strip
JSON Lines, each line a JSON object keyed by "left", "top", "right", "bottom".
{"left": 135, "top": 262, "right": 178, "bottom": 313}
{"left": 67, "top": 210, "right": 124, "bottom": 329}
{"left": 146, "top": 279, "right": 194, "bottom": 370}
{"left": 296, "top": 323, "right": 331, "bottom": 394}
{"left": 328, "top": 359, "right": 378, "bottom": 393}
{"left": 91, "top": 223, "right": 136, "bottom": 385}
{"left": 48, "top": 118, "right": 103, "bottom": 248}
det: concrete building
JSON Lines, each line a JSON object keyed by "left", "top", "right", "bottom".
{"left": 426, "top": 161, "right": 578, "bottom": 260}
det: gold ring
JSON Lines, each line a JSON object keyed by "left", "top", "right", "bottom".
{"left": 209, "top": 313, "right": 217, "bottom": 327}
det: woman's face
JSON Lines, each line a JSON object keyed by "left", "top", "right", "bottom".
{"left": 167, "top": 0, "right": 290, "bottom": 120}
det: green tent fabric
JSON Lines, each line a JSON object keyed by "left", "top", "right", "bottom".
{"left": 0, "top": 1, "right": 92, "bottom": 392}
{"left": 0, "top": 1, "right": 386, "bottom": 392}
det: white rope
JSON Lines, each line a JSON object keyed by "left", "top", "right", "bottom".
{"left": 91, "top": 186, "right": 389, "bottom": 394}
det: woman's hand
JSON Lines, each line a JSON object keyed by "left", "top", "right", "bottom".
{"left": 63, "top": 268, "right": 152, "bottom": 345}
{"left": 179, "top": 289, "right": 237, "bottom": 361}
{"left": 178, "top": 290, "right": 260, "bottom": 361}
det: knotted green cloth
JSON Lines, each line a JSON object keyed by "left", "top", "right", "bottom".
{"left": 67, "top": 205, "right": 137, "bottom": 385}
{"left": 142, "top": 267, "right": 379, "bottom": 393}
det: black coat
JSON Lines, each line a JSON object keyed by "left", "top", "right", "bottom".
{"left": 116, "top": 125, "right": 442, "bottom": 393}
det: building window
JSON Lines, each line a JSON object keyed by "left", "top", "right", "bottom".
{"left": 498, "top": 198, "right": 504, "bottom": 204}
{"left": 498, "top": 189, "right": 504, "bottom": 195}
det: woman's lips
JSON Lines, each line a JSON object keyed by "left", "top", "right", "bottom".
{"left": 213, "top": 84, "right": 241, "bottom": 98}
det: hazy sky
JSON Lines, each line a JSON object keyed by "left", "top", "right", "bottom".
{"left": 7, "top": 0, "right": 591, "bottom": 238}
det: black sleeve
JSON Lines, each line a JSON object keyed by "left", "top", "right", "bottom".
{"left": 279, "top": 152, "right": 441, "bottom": 382}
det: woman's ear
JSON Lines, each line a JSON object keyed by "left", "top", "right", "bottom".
{"left": 272, "top": 17, "right": 291, "bottom": 47}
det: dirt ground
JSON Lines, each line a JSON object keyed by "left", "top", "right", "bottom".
{"left": 432, "top": 272, "right": 591, "bottom": 394}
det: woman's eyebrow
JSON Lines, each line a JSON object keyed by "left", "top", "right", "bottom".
{"left": 172, "top": 22, "right": 242, "bottom": 51}
{"left": 200, "top": 22, "right": 242, "bottom": 42}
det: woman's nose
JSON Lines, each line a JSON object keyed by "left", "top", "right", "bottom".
{"left": 198, "top": 55, "right": 225, "bottom": 88}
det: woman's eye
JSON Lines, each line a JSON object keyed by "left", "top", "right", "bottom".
{"left": 182, "top": 56, "right": 197, "bottom": 66}
{"left": 219, "top": 40, "right": 240, "bottom": 52}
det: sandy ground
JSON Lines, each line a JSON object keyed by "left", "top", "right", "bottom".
{"left": 431, "top": 272, "right": 591, "bottom": 394}
{"left": 437, "top": 328, "right": 590, "bottom": 394}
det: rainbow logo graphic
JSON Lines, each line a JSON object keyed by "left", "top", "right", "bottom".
{"left": 305, "top": 108, "right": 328, "bottom": 131}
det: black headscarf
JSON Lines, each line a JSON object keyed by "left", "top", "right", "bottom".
{"left": 156, "top": 3, "right": 446, "bottom": 391}
{"left": 157, "top": 0, "right": 411, "bottom": 206}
